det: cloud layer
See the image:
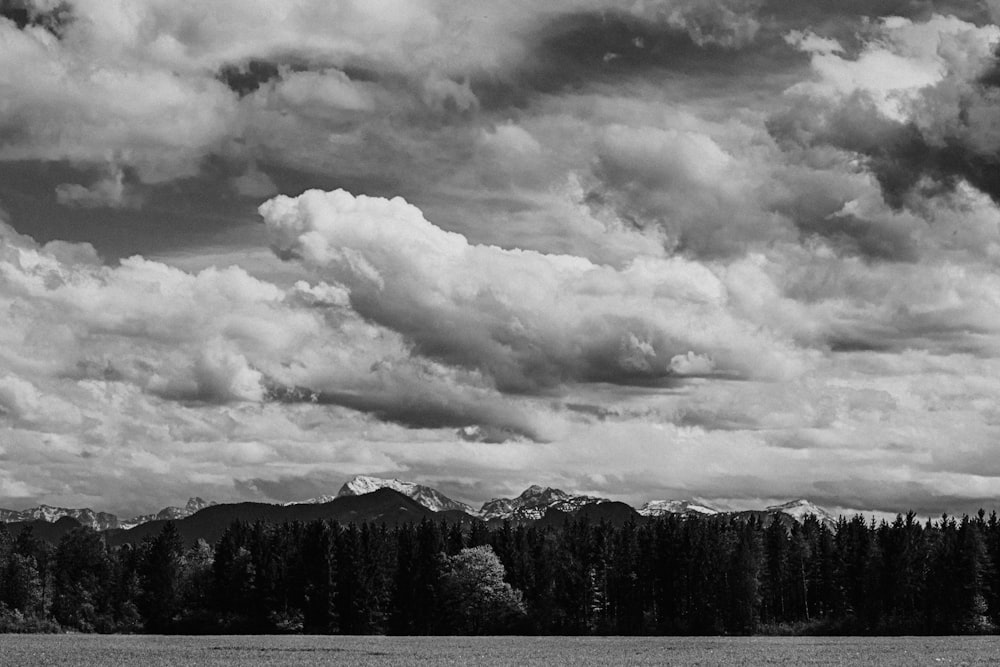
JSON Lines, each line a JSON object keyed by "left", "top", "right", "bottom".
{"left": 3, "top": 2, "right": 1000, "bottom": 516}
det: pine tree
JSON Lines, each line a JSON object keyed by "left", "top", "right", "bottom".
{"left": 301, "top": 520, "right": 338, "bottom": 633}
{"left": 51, "top": 527, "right": 114, "bottom": 632}
{"left": 727, "top": 519, "right": 763, "bottom": 634}
{"left": 138, "top": 522, "right": 185, "bottom": 632}
{"left": 411, "top": 519, "right": 445, "bottom": 634}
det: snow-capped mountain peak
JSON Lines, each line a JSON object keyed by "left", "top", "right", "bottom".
{"left": 766, "top": 498, "right": 837, "bottom": 527}
{"left": 480, "top": 485, "right": 609, "bottom": 522}
{"left": 185, "top": 497, "right": 212, "bottom": 513}
{"left": 638, "top": 499, "right": 720, "bottom": 517}
{"left": 517, "top": 485, "right": 569, "bottom": 503}
{"left": 285, "top": 494, "right": 338, "bottom": 506}
{"left": 334, "top": 475, "right": 475, "bottom": 514}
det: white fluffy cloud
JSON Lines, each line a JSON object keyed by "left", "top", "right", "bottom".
{"left": 261, "top": 188, "right": 810, "bottom": 388}
{"left": 0, "top": 16, "right": 239, "bottom": 182}
{"left": 0, "top": 220, "right": 558, "bottom": 441}
{"left": 786, "top": 15, "right": 1000, "bottom": 123}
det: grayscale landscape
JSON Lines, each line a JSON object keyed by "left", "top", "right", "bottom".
{"left": 5, "top": 0, "right": 1000, "bottom": 660}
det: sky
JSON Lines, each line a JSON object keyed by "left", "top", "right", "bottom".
{"left": 3, "top": 0, "right": 1000, "bottom": 518}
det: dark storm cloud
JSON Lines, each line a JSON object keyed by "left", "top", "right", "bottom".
{"left": 812, "top": 479, "right": 1000, "bottom": 519}
{"left": 217, "top": 59, "right": 386, "bottom": 98}
{"left": 770, "top": 88, "right": 1000, "bottom": 210}
{"left": 473, "top": 8, "right": 802, "bottom": 110}
{"left": 796, "top": 211, "right": 919, "bottom": 262}
{"left": 0, "top": 160, "right": 268, "bottom": 258}
{"left": 766, "top": 10, "right": 1000, "bottom": 218}
{"left": 531, "top": 11, "right": 774, "bottom": 77}
{"left": 218, "top": 60, "right": 282, "bottom": 97}
{"left": 759, "top": 0, "right": 994, "bottom": 27}
{"left": 0, "top": 0, "right": 73, "bottom": 38}
{"left": 755, "top": 0, "right": 997, "bottom": 58}
{"left": 479, "top": 0, "right": 999, "bottom": 111}
{"left": 264, "top": 381, "right": 545, "bottom": 442}
{"left": 872, "top": 128, "right": 1000, "bottom": 209}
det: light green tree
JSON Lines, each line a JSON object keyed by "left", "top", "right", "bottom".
{"left": 441, "top": 545, "right": 525, "bottom": 634}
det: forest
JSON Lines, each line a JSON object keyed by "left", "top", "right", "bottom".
{"left": 0, "top": 510, "right": 998, "bottom": 635}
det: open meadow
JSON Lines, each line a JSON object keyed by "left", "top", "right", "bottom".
{"left": 1, "top": 635, "right": 999, "bottom": 667}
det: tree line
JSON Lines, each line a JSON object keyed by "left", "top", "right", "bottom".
{"left": 1, "top": 510, "right": 999, "bottom": 635}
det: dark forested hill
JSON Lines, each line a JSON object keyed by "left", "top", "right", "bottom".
{"left": 5, "top": 516, "right": 82, "bottom": 543}
{"left": 103, "top": 488, "right": 468, "bottom": 546}
{"left": 535, "top": 501, "right": 641, "bottom": 528}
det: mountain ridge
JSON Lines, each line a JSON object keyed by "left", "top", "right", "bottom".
{"left": 331, "top": 475, "right": 476, "bottom": 514}
{"left": 0, "top": 479, "right": 847, "bottom": 534}
{"left": 480, "top": 485, "right": 611, "bottom": 522}
{"left": 638, "top": 499, "right": 720, "bottom": 517}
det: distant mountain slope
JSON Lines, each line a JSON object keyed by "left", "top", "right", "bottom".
{"left": 0, "top": 505, "right": 119, "bottom": 530}
{"left": 536, "top": 501, "right": 641, "bottom": 528}
{"left": 119, "top": 497, "right": 216, "bottom": 530}
{"left": 0, "top": 498, "right": 218, "bottom": 532}
{"left": 333, "top": 475, "right": 476, "bottom": 514}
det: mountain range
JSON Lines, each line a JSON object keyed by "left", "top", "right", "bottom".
{"left": 0, "top": 497, "right": 216, "bottom": 531}
{"left": 0, "top": 475, "right": 841, "bottom": 539}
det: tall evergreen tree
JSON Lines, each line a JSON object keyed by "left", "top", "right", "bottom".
{"left": 51, "top": 527, "right": 113, "bottom": 632}
{"left": 138, "top": 522, "right": 185, "bottom": 632}
{"left": 301, "top": 520, "right": 338, "bottom": 633}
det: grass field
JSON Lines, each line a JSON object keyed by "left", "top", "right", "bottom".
{"left": 1, "top": 634, "right": 998, "bottom": 666}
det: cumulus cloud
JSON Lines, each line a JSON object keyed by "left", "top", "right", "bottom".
{"left": 773, "top": 14, "right": 1000, "bottom": 205}
{"left": 0, "top": 220, "right": 554, "bottom": 445}
{"left": 589, "top": 122, "right": 789, "bottom": 257}
{"left": 261, "top": 188, "right": 810, "bottom": 389}
{"left": 0, "top": 12, "right": 239, "bottom": 183}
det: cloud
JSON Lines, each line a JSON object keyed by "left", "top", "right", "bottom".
{"left": 589, "top": 123, "right": 789, "bottom": 257}
{"left": 0, "top": 219, "right": 555, "bottom": 445}
{"left": 3, "top": 199, "right": 1000, "bottom": 514}
{"left": 55, "top": 162, "right": 144, "bottom": 209}
{"left": 669, "top": 351, "right": 715, "bottom": 375}
{"left": 0, "top": 13, "right": 239, "bottom": 183}
{"left": 229, "top": 161, "right": 279, "bottom": 198}
{"left": 189, "top": 344, "right": 265, "bottom": 403}
{"left": 772, "top": 14, "right": 1000, "bottom": 206}
{"left": 0, "top": 374, "right": 45, "bottom": 422}
{"left": 261, "top": 188, "right": 810, "bottom": 389}
{"left": 0, "top": 0, "right": 796, "bottom": 209}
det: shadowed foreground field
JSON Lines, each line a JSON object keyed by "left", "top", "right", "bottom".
{"left": 1, "top": 635, "right": 999, "bottom": 666}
